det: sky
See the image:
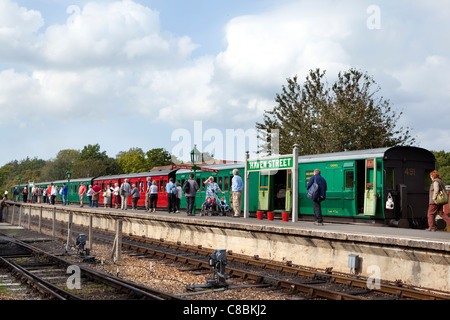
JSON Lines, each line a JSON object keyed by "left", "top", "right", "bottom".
{"left": 1, "top": 0, "right": 449, "bottom": 167}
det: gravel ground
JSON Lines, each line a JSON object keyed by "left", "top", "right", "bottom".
{"left": 1, "top": 227, "right": 297, "bottom": 300}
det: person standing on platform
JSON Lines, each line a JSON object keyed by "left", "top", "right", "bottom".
{"left": 78, "top": 183, "right": 86, "bottom": 207}
{"left": 130, "top": 183, "right": 140, "bottom": 210}
{"left": 22, "top": 187, "right": 28, "bottom": 203}
{"left": 149, "top": 180, "right": 158, "bottom": 212}
{"left": 184, "top": 173, "right": 199, "bottom": 216}
{"left": 61, "top": 183, "right": 68, "bottom": 206}
{"left": 13, "top": 187, "right": 19, "bottom": 202}
{"left": 426, "top": 170, "right": 450, "bottom": 231}
{"left": 231, "top": 169, "right": 244, "bottom": 218}
{"left": 113, "top": 183, "right": 120, "bottom": 209}
{"left": 92, "top": 184, "right": 101, "bottom": 208}
{"left": 145, "top": 177, "right": 152, "bottom": 211}
{"left": 306, "top": 169, "right": 327, "bottom": 226}
{"left": 120, "top": 179, "right": 131, "bottom": 210}
{"left": 166, "top": 178, "right": 177, "bottom": 213}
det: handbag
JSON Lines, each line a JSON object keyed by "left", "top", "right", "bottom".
{"left": 436, "top": 190, "right": 448, "bottom": 205}
{"left": 436, "top": 180, "right": 448, "bottom": 205}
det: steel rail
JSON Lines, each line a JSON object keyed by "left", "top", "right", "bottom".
{"left": 125, "top": 235, "right": 450, "bottom": 300}
{"left": 0, "top": 256, "right": 75, "bottom": 300}
{"left": 122, "top": 237, "right": 366, "bottom": 300}
{"left": 4, "top": 237, "right": 183, "bottom": 300}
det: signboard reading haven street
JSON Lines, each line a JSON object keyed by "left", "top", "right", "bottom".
{"left": 247, "top": 156, "right": 294, "bottom": 171}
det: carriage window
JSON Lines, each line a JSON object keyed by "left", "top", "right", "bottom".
{"left": 345, "top": 171, "right": 354, "bottom": 189}
{"left": 197, "top": 178, "right": 201, "bottom": 191}
{"left": 224, "top": 177, "right": 229, "bottom": 191}
{"left": 218, "top": 177, "right": 223, "bottom": 189}
{"left": 385, "top": 168, "right": 395, "bottom": 190}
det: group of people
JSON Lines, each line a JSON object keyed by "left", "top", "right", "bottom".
{"left": 12, "top": 184, "right": 69, "bottom": 206}
{"left": 171, "top": 169, "right": 244, "bottom": 218}
{"left": 78, "top": 181, "right": 137, "bottom": 210}
{"left": 6, "top": 168, "right": 447, "bottom": 231}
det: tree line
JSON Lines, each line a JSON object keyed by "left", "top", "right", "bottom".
{"left": 0, "top": 144, "right": 174, "bottom": 191}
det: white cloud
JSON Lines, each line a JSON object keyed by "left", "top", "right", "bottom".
{"left": 216, "top": 1, "right": 353, "bottom": 88}
{"left": 1, "top": 0, "right": 449, "bottom": 165}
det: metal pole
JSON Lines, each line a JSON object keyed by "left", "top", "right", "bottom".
{"left": 65, "top": 211, "right": 73, "bottom": 253}
{"left": 244, "top": 151, "right": 250, "bottom": 219}
{"left": 52, "top": 207, "right": 56, "bottom": 237}
{"left": 115, "top": 219, "right": 122, "bottom": 263}
{"left": 39, "top": 206, "right": 42, "bottom": 233}
{"left": 292, "top": 144, "right": 299, "bottom": 222}
{"left": 11, "top": 205, "right": 15, "bottom": 225}
{"left": 28, "top": 206, "right": 31, "bottom": 230}
{"left": 89, "top": 215, "right": 93, "bottom": 251}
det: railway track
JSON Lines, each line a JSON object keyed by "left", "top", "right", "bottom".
{"left": 118, "top": 234, "right": 450, "bottom": 300}
{"left": 0, "top": 235, "right": 183, "bottom": 300}
{"left": 6, "top": 217, "right": 450, "bottom": 300}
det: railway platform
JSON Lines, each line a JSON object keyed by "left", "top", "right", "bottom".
{"left": 3, "top": 201, "right": 450, "bottom": 293}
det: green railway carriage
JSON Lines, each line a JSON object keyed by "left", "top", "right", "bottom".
{"left": 9, "top": 146, "right": 435, "bottom": 228}
{"left": 252, "top": 146, "right": 435, "bottom": 227}
{"left": 12, "top": 178, "right": 94, "bottom": 204}
{"left": 175, "top": 163, "right": 259, "bottom": 213}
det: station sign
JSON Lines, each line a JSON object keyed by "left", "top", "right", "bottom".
{"left": 247, "top": 156, "right": 294, "bottom": 172}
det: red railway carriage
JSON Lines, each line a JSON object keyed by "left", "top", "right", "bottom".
{"left": 93, "top": 170, "right": 176, "bottom": 209}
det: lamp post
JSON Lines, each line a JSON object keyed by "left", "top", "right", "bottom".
{"left": 190, "top": 145, "right": 201, "bottom": 213}
{"left": 66, "top": 170, "right": 72, "bottom": 206}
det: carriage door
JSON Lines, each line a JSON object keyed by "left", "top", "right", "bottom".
{"left": 363, "top": 158, "right": 377, "bottom": 216}
{"left": 343, "top": 163, "right": 356, "bottom": 216}
{"left": 285, "top": 170, "right": 292, "bottom": 212}
{"left": 258, "top": 171, "right": 273, "bottom": 211}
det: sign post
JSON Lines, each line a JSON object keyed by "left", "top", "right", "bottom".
{"left": 244, "top": 151, "right": 250, "bottom": 219}
{"left": 292, "top": 144, "right": 299, "bottom": 222}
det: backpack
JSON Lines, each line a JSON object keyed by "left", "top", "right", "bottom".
{"left": 307, "top": 181, "right": 319, "bottom": 201}
{"left": 171, "top": 183, "right": 177, "bottom": 195}
{"left": 183, "top": 180, "right": 191, "bottom": 194}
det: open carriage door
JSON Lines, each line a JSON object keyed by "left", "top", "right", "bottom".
{"left": 258, "top": 171, "right": 273, "bottom": 211}
{"left": 285, "top": 170, "right": 292, "bottom": 212}
{"left": 363, "top": 158, "right": 377, "bottom": 216}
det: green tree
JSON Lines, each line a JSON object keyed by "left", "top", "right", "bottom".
{"left": 256, "top": 68, "right": 415, "bottom": 155}
{"left": 79, "top": 144, "right": 107, "bottom": 161}
{"left": 433, "top": 150, "right": 450, "bottom": 183}
{"left": 145, "top": 148, "right": 173, "bottom": 168}
{"left": 116, "top": 148, "right": 148, "bottom": 173}
{"left": 41, "top": 149, "right": 80, "bottom": 181}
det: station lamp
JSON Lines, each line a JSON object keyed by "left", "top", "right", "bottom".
{"left": 66, "top": 170, "right": 72, "bottom": 205}
{"left": 190, "top": 144, "right": 201, "bottom": 165}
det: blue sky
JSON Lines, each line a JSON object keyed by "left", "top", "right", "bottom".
{"left": 1, "top": 0, "right": 449, "bottom": 167}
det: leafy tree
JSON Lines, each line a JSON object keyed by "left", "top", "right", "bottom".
{"left": 256, "top": 68, "right": 415, "bottom": 155}
{"left": 71, "top": 158, "right": 121, "bottom": 178}
{"left": 116, "top": 148, "right": 148, "bottom": 173}
{"left": 433, "top": 150, "right": 450, "bottom": 183}
{"left": 79, "top": 144, "right": 107, "bottom": 161}
{"left": 145, "top": 148, "right": 173, "bottom": 168}
{"left": 41, "top": 149, "right": 80, "bottom": 181}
